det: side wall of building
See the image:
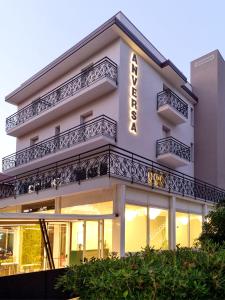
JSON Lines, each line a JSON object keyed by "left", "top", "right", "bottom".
{"left": 118, "top": 40, "right": 194, "bottom": 176}
{"left": 191, "top": 50, "right": 225, "bottom": 188}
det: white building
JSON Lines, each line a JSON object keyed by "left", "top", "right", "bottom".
{"left": 0, "top": 12, "right": 223, "bottom": 275}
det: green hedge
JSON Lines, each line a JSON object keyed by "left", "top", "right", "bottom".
{"left": 56, "top": 247, "right": 225, "bottom": 299}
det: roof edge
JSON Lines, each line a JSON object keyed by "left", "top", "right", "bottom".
{"left": 181, "top": 84, "right": 198, "bottom": 102}
{"left": 6, "top": 11, "right": 191, "bottom": 103}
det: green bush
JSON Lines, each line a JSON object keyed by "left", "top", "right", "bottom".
{"left": 199, "top": 205, "right": 225, "bottom": 247}
{"left": 56, "top": 246, "right": 225, "bottom": 299}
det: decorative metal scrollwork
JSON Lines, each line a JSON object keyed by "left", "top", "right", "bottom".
{"left": 156, "top": 137, "right": 191, "bottom": 161}
{"left": 2, "top": 115, "right": 116, "bottom": 171}
{"left": 0, "top": 145, "right": 224, "bottom": 203}
{"left": 6, "top": 57, "right": 118, "bottom": 131}
{"left": 157, "top": 89, "right": 188, "bottom": 118}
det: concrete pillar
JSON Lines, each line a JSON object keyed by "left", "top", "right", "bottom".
{"left": 53, "top": 197, "right": 62, "bottom": 267}
{"left": 119, "top": 185, "right": 126, "bottom": 257}
{"left": 112, "top": 185, "right": 126, "bottom": 257}
{"left": 55, "top": 196, "right": 62, "bottom": 213}
{"left": 169, "top": 196, "right": 176, "bottom": 250}
{"left": 16, "top": 205, "right": 22, "bottom": 213}
{"left": 53, "top": 225, "right": 60, "bottom": 268}
{"left": 202, "top": 203, "right": 208, "bottom": 220}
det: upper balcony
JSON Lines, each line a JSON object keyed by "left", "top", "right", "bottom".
{"left": 156, "top": 137, "right": 190, "bottom": 168}
{"left": 157, "top": 89, "right": 188, "bottom": 125}
{"left": 6, "top": 57, "right": 118, "bottom": 137}
{"left": 2, "top": 115, "right": 117, "bottom": 175}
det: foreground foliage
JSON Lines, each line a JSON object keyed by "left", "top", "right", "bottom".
{"left": 56, "top": 246, "right": 225, "bottom": 299}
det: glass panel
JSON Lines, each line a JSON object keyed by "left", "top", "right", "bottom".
{"left": 85, "top": 221, "right": 99, "bottom": 260}
{"left": 70, "top": 221, "right": 84, "bottom": 266}
{"left": 104, "top": 220, "right": 112, "bottom": 257}
{"left": 20, "top": 225, "right": 44, "bottom": 273}
{"left": 190, "top": 214, "right": 202, "bottom": 247}
{"left": 125, "top": 204, "right": 147, "bottom": 252}
{"left": 59, "top": 224, "right": 67, "bottom": 267}
{"left": 61, "top": 201, "right": 113, "bottom": 215}
{"left": 176, "top": 212, "right": 189, "bottom": 247}
{"left": 149, "top": 208, "right": 168, "bottom": 249}
{"left": 71, "top": 222, "right": 84, "bottom": 251}
{"left": 0, "top": 226, "right": 19, "bottom": 276}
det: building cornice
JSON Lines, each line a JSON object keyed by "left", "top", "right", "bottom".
{"left": 5, "top": 12, "right": 197, "bottom": 104}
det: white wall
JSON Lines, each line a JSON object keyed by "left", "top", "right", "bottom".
{"left": 16, "top": 40, "right": 120, "bottom": 150}
{"left": 117, "top": 41, "right": 194, "bottom": 176}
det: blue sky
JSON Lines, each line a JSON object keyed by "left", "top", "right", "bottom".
{"left": 0, "top": 0, "right": 224, "bottom": 170}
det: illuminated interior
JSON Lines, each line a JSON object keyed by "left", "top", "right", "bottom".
{"left": 0, "top": 198, "right": 203, "bottom": 276}
{"left": 61, "top": 201, "right": 113, "bottom": 215}
{"left": 125, "top": 204, "right": 147, "bottom": 252}
{"left": 22, "top": 200, "right": 55, "bottom": 214}
{"left": 70, "top": 219, "right": 112, "bottom": 263}
{"left": 0, "top": 226, "right": 17, "bottom": 266}
{"left": 176, "top": 212, "right": 202, "bottom": 247}
{"left": 149, "top": 208, "right": 168, "bottom": 249}
{"left": 190, "top": 214, "right": 202, "bottom": 246}
{"left": 125, "top": 204, "right": 169, "bottom": 252}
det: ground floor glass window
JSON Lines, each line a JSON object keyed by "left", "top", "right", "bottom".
{"left": 125, "top": 204, "right": 169, "bottom": 252}
{"left": 125, "top": 204, "right": 147, "bottom": 252}
{"left": 176, "top": 212, "right": 202, "bottom": 247}
{"left": 149, "top": 208, "right": 168, "bottom": 249}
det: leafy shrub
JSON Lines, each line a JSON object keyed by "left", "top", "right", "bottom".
{"left": 199, "top": 205, "right": 225, "bottom": 247}
{"left": 56, "top": 246, "right": 225, "bottom": 299}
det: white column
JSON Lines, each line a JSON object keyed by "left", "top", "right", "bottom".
{"left": 55, "top": 196, "right": 61, "bottom": 213}
{"left": 53, "top": 197, "right": 62, "bottom": 267}
{"left": 169, "top": 196, "right": 176, "bottom": 250}
{"left": 16, "top": 205, "right": 22, "bottom": 213}
{"left": 53, "top": 225, "right": 60, "bottom": 268}
{"left": 202, "top": 203, "right": 208, "bottom": 220}
{"left": 112, "top": 185, "right": 126, "bottom": 257}
{"left": 120, "top": 185, "right": 126, "bottom": 257}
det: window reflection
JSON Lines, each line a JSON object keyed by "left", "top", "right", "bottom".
{"left": 125, "top": 204, "right": 147, "bottom": 252}
{"left": 149, "top": 208, "right": 168, "bottom": 249}
{"left": 176, "top": 212, "right": 202, "bottom": 247}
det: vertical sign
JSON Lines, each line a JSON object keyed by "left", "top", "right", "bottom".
{"left": 129, "top": 52, "right": 138, "bottom": 134}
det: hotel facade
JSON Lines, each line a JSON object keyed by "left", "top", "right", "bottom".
{"left": 0, "top": 12, "right": 224, "bottom": 276}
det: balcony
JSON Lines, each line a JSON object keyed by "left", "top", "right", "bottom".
{"left": 2, "top": 115, "right": 117, "bottom": 175}
{"left": 156, "top": 137, "right": 190, "bottom": 168}
{"left": 0, "top": 145, "right": 224, "bottom": 203}
{"left": 157, "top": 89, "right": 188, "bottom": 125}
{"left": 6, "top": 57, "right": 118, "bottom": 137}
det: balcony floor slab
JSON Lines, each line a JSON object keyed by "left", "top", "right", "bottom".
{"left": 156, "top": 153, "right": 189, "bottom": 168}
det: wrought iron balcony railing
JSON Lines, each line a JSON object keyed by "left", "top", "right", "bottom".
{"left": 0, "top": 145, "right": 225, "bottom": 203}
{"left": 156, "top": 137, "right": 191, "bottom": 162}
{"left": 2, "top": 115, "right": 117, "bottom": 171}
{"left": 157, "top": 89, "right": 188, "bottom": 119}
{"left": 6, "top": 57, "right": 118, "bottom": 131}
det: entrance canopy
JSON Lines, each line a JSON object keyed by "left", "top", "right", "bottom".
{"left": 0, "top": 212, "right": 117, "bottom": 225}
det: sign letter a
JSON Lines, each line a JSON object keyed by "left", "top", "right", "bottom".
{"left": 132, "top": 53, "right": 137, "bottom": 64}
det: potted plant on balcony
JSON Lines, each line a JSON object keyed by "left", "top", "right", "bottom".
{"left": 100, "top": 162, "right": 108, "bottom": 176}
{"left": 28, "top": 184, "right": 35, "bottom": 194}
{"left": 44, "top": 176, "right": 52, "bottom": 189}
{"left": 87, "top": 166, "right": 98, "bottom": 178}
{"left": 19, "top": 180, "right": 29, "bottom": 194}
{"left": 51, "top": 177, "right": 61, "bottom": 188}
{"left": 75, "top": 168, "right": 86, "bottom": 181}
{"left": 34, "top": 180, "right": 42, "bottom": 192}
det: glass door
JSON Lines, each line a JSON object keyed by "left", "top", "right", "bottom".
{"left": 84, "top": 220, "right": 104, "bottom": 260}
{"left": 70, "top": 220, "right": 104, "bottom": 265}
